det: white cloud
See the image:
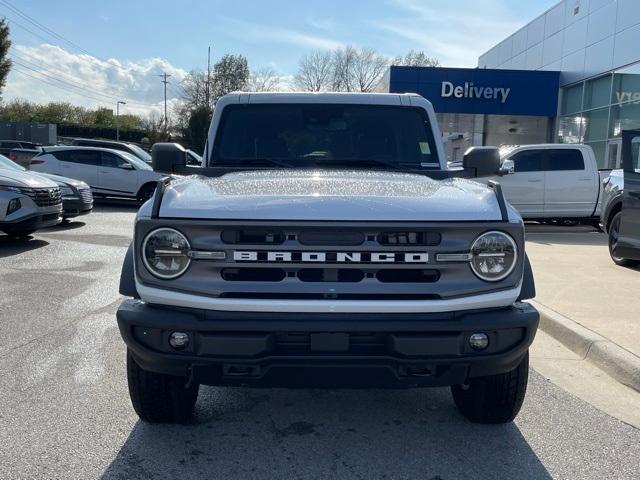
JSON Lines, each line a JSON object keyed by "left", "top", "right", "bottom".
{"left": 372, "top": 0, "right": 526, "bottom": 67}
{"left": 4, "top": 43, "right": 188, "bottom": 118}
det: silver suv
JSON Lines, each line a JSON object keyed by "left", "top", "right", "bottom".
{"left": 0, "top": 167, "right": 62, "bottom": 237}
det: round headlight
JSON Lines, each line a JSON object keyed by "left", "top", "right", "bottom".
{"left": 142, "top": 228, "right": 191, "bottom": 279}
{"left": 470, "top": 231, "right": 518, "bottom": 282}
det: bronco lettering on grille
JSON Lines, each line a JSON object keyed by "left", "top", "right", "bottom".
{"left": 232, "top": 251, "right": 429, "bottom": 264}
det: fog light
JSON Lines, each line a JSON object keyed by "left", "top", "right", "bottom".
{"left": 469, "top": 333, "right": 489, "bottom": 351}
{"left": 169, "top": 331, "right": 190, "bottom": 350}
{"left": 7, "top": 198, "right": 21, "bottom": 215}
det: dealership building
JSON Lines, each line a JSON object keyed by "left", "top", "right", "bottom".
{"left": 380, "top": 0, "right": 640, "bottom": 167}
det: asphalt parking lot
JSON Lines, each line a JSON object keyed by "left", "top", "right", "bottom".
{"left": 1, "top": 205, "right": 639, "bottom": 479}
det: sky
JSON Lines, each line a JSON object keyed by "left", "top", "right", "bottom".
{"left": 1, "top": 0, "right": 559, "bottom": 118}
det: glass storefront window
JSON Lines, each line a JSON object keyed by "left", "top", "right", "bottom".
{"left": 611, "top": 66, "right": 640, "bottom": 106}
{"left": 584, "top": 75, "right": 612, "bottom": 110}
{"left": 558, "top": 64, "right": 640, "bottom": 170}
{"left": 610, "top": 102, "right": 640, "bottom": 137}
{"left": 585, "top": 141, "right": 607, "bottom": 169}
{"left": 561, "top": 84, "right": 583, "bottom": 115}
{"left": 583, "top": 107, "right": 610, "bottom": 142}
{"left": 557, "top": 115, "right": 584, "bottom": 143}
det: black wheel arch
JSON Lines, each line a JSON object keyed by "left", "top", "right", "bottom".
{"left": 605, "top": 198, "right": 623, "bottom": 233}
{"left": 137, "top": 182, "right": 157, "bottom": 200}
{"left": 120, "top": 242, "right": 140, "bottom": 298}
{"left": 517, "top": 253, "right": 536, "bottom": 301}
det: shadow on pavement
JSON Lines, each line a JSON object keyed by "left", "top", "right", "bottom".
{"left": 0, "top": 235, "right": 49, "bottom": 258}
{"left": 44, "top": 220, "right": 87, "bottom": 232}
{"left": 101, "top": 387, "right": 551, "bottom": 480}
{"left": 525, "top": 223, "right": 607, "bottom": 247}
{"left": 93, "top": 198, "right": 142, "bottom": 213}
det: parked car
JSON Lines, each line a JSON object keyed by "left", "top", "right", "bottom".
{"left": 71, "top": 138, "right": 152, "bottom": 164}
{"left": 30, "top": 146, "right": 165, "bottom": 202}
{"left": 493, "top": 144, "right": 608, "bottom": 223}
{"left": 601, "top": 130, "right": 640, "bottom": 267}
{"left": 0, "top": 163, "right": 62, "bottom": 237}
{"left": 9, "top": 147, "right": 43, "bottom": 168}
{"left": 0, "top": 140, "right": 42, "bottom": 157}
{"left": 117, "top": 92, "right": 539, "bottom": 425}
{"left": 0, "top": 154, "right": 93, "bottom": 219}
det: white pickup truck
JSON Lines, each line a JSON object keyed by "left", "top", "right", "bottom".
{"left": 494, "top": 144, "right": 608, "bottom": 223}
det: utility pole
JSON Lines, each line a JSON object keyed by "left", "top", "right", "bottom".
{"left": 159, "top": 72, "right": 171, "bottom": 130}
{"left": 116, "top": 100, "right": 126, "bottom": 141}
{"left": 206, "top": 46, "right": 211, "bottom": 108}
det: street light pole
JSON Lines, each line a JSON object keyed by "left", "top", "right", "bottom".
{"left": 116, "top": 101, "right": 126, "bottom": 141}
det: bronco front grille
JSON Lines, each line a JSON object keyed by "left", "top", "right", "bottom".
{"left": 136, "top": 220, "right": 523, "bottom": 302}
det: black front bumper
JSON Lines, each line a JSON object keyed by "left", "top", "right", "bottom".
{"left": 1, "top": 212, "right": 61, "bottom": 232}
{"left": 117, "top": 301, "right": 539, "bottom": 388}
{"left": 62, "top": 198, "right": 93, "bottom": 218}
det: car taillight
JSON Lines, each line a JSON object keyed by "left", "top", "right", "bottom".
{"left": 30, "top": 159, "right": 45, "bottom": 165}
{"left": 9, "top": 153, "right": 16, "bottom": 161}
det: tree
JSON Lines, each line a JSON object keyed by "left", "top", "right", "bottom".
{"left": 211, "top": 54, "right": 249, "bottom": 102}
{"left": 0, "top": 18, "right": 11, "bottom": 97}
{"left": 294, "top": 51, "right": 333, "bottom": 92}
{"left": 393, "top": 50, "right": 440, "bottom": 67}
{"left": 295, "top": 46, "right": 390, "bottom": 93}
{"left": 248, "top": 66, "right": 281, "bottom": 92}
{"left": 185, "top": 105, "right": 210, "bottom": 152}
{"left": 350, "top": 48, "right": 389, "bottom": 92}
{"left": 179, "top": 69, "right": 209, "bottom": 111}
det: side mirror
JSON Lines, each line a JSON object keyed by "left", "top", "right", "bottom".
{"left": 120, "top": 163, "right": 134, "bottom": 170}
{"left": 152, "top": 142, "right": 187, "bottom": 174}
{"left": 499, "top": 159, "right": 515, "bottom": 175}
{"left": 463, "top": 146, "right": 501, "bottom": 177}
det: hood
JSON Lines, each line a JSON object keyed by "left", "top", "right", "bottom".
{"left": 155, "top": 170, "right": 504, "bottom": 222}
{"left": 33, "top": 172, "right": 88, "bottom": 188}
{"left": 0, "top": 169, "right": 59, "bottom": 188}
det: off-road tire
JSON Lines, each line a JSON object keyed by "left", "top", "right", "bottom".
{"left": 608, "top": 212, "right": 640, "bottom": 267}
{"left": 137, "top": 183, "right": 157, "bottom": 203}
{"left": 451, "top": 351, "right": 529, "bottom": 424}
{"left": 127, "top": 350, "right": 199, "bottom": 423}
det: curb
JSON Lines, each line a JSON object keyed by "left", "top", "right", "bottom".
{"left": 530, "top": 300, "right": 640, "bottom": 393}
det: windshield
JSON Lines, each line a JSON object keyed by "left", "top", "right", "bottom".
{"left": 120, "top": 151, "right": 153, "bottom": 170}
{"left": 212, "top": 104, "right": 439, "bottom": 168}
{"left": 0, "top": 154, "right": 25, "bottom": 171}
{"left": 127, "top": 144, "right": 152, "bottom": 162}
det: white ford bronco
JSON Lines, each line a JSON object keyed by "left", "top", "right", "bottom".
{"left": 117, "top": 92, "right": 538, "bottom": 424}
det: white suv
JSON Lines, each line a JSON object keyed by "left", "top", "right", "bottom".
{"left": 30, "top": 147, "right": 165, "bottom": 201}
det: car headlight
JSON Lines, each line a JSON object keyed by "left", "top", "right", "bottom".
{"left": 59, "top": 186, "right": 75, "bottom": 197}
{"left": 142, "top": 228, "right": 191, "bottom": 279}
{"left": 0, "top": 185, "right": 22, "bottom": 194}
{"left": 470, "top": 231, "right": 518, "bottom": 282}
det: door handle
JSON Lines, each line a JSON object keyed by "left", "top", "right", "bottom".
{"left": 527, "top": 179, "right": 542, "bottom": 183}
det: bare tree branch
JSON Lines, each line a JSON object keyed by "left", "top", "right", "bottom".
{"left": 393, "top": 50, "right": 441, "bottom": 67}
{"left": 248, "top": 66, "right": 282, "bottom": 92}
{"left": 294, "top": 51, "right": 333, "bottom": 92}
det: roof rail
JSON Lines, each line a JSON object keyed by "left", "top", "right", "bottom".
{"left": 487, "top": 180, "right": 509, "bottom": 222}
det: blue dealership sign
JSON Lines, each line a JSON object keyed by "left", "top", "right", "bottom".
{"left": 388, "top": 66, "right": 560, "bottom": 117}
